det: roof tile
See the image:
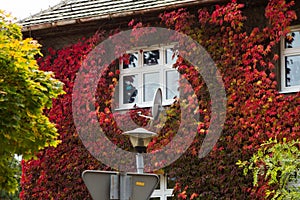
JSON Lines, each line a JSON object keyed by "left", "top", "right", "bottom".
{"left": 20, "top": 0, "right": 216, "bottom": 27}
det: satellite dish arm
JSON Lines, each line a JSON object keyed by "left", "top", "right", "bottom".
{"left": 137, "top": 111, "right": 153, "bottom": 120}
{"left": 135, "top": 88, "right": 164, "bottom": 124}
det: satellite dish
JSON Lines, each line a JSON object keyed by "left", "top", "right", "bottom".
{"left": 137, "top": 88, "right": 163, "bottom": 121}
{"left": 152, "top": 88, "right": 163, "bottom": 120}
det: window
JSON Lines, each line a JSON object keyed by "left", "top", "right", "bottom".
{"left": 117, "top": 46, "right": 179, "bottom": 109}
{"left": 150, "top": 174, "right": 174, "bottom": 200}
{"left": 280, "top": 26, "right": 300, "bottom": 93}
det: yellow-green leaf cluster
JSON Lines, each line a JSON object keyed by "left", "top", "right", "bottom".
{"left": 0, "top": 11, "right": 64, "bottom": 193}
{"left": 237, "top": 138, "right": 300, "bottom": 199}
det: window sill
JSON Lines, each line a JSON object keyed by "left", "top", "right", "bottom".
{"left": 113, "top": 99, "right": 175, "bottom": 112}
{"left": 279, "top": 88, "right": 300, "bottom": 94}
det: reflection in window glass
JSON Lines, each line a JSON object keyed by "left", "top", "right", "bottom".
{"left": 285, "top": 55, "right": 300, "bottom": 87}
{"left": 166, "top": 48, "right": 177, "bottom": 65}
{"left": 167, "top": 176, "right": 176, "bottom": 189}
{"left": 166, "top": 71, "right": 179, "bottom": 99}
{"left": 143, "top": 73, "right": 160, "bottom": 102}
{"left": 123, "top": 75, "right": 138, "bottom": 104}
{"left": 144, "top": 50, "right": 160, "bottom": 66}
{"left": 123, "top": 52, "right": 138, "bottom": 69}
{"left": 285, "top": 31, "right": 300, "bottom": 48}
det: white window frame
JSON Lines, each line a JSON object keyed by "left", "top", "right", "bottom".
{"left": 150, "top": 174, "right": 174, "bottom": 200}
{"left": 280, "top": 26, "right": 300, "bottom": 93}
{"left": 118, "top": 44, "right": 179, "bottom": 109}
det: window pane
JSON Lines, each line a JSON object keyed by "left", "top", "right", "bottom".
{"left": 144, "top": 50, "right": 160, "bottom": 66}
{"left": 150, "top": 198, "right": 160, "bottom": 200}
{"left": 167, "top": 176, "right": 176, "bottom": 189}
{"left": 285, "top": 31, "right": 300, "bottom": 48}
{"left": 143, "top": 73, "right": 160, "bottom": 102}
{"left": 166, "top": 71, "right": 179, "bottom": 99}
{"left": 285, "top": 55, "right": 300, "bottom": 87}
{"left": 123, "top": 75, "right": 138, "bottom": 104}
{"left": 167, "top": 197, "right": 174, "bottom": 200}
{"left": 166, "top": 48, "right": 177, "bottom": 65}
{"left": 123, "top": 52, "right": 138, "bottom": 69}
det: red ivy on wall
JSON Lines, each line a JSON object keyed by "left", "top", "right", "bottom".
{"left": 21, "top": 0, "right": 300, "bottom": 199}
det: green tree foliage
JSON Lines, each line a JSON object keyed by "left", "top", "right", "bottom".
{"left": 238, "top": 138, "right": 300, "bottom": 199}
{"left": 0, "top": 11, "right": 64, "bottom": 193}
{"left": 0, "top": 157, "right": 21, "bottom": 199}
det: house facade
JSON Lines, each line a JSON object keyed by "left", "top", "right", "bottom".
{"left": 21, "top": 0, "right": 300, "bottom": 94}
{"left": 20, "top": 0, "right": 300, "bottom": 199}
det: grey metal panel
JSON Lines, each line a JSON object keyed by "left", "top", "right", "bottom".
{"left": 110, "top": 175, "right": 119, "bottom": 199}
{"left": 82, "top": 170, "right": 118, "bottom": 200}
{"left": 128, "top": 172, "right": 159, "bottom": 200}
{"left": 82, "top": 170, "right": 159, "bottom": 200}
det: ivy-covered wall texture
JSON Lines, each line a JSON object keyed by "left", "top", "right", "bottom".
{"left": 21, "top": 0, "right": 300, "bottom": 199}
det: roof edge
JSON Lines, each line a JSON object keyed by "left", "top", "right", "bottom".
{"left": 22, "top": 0, "right": 226, "bottom": 32}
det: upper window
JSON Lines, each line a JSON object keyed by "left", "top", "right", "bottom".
{"left": 280, "top": 27, "right": 300, "bottom": 93}
{"left": 117, "top": 45, "right": 179, "bottom": 109}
